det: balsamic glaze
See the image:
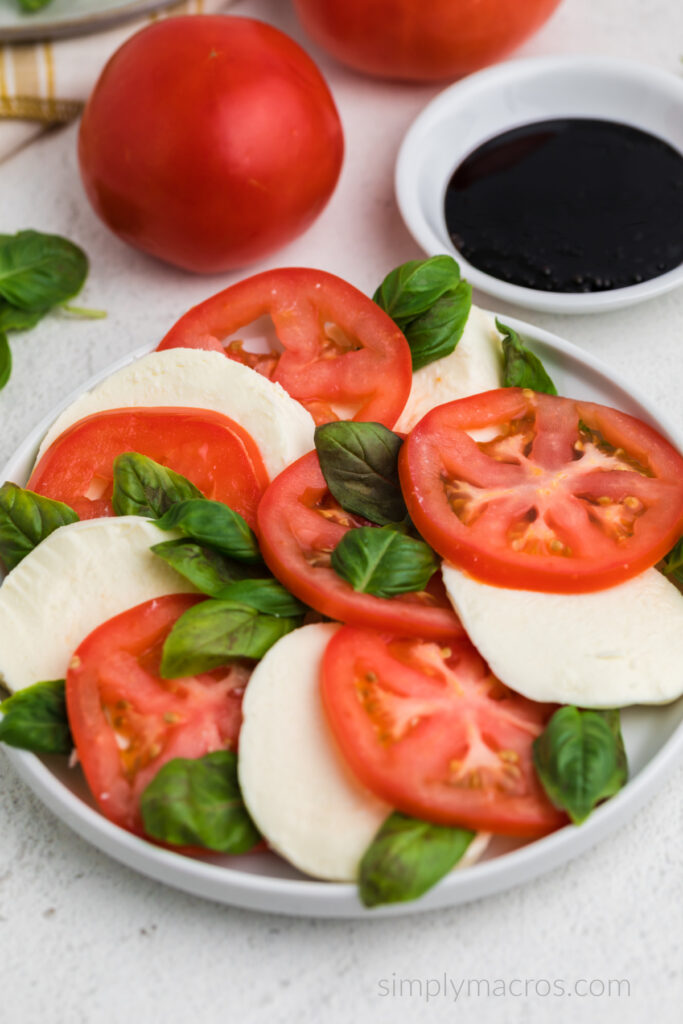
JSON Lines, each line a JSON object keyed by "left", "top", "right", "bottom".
{"left": 444, "top": 118, "right": 683, "bottom": 293}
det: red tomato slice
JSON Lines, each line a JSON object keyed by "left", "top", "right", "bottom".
{"left": 257, "top": 451, "right": 463, "bottom": 639}
{"left": 400, "top": 388, "right": 683, "bottom": 593}
{"left": 322, "top": 625, "right": 566, "bottom": 837}
{"left": 157, "top": 268, "right": 412, "bottom": 427}
{"left": 27, "top": 407, "right": 269, "bottom": 526}
{"left": 66, "top": 594, "right": 249, "bottom": 835}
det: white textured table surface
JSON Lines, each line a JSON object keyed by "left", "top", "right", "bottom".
{"left": 1, "top": 0, "right": 682, "bottom": 1021}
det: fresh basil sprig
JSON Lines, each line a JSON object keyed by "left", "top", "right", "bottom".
{"left": 161, "top": 599, "right": 300, "bottom": 678}
{"left": 112, "top": 453, "right": 203, "bottom": 519}
{"left": 359, "top": 812, "right": 476, "bottom": 908}
{"left": 140, "top": 750, "right": 260, "bottom": 853}
{"left": 314, "top": 421, "right": 407, "bottom": 526}
{"left": 660, "top": 536, "right": 683, "bottom": 588}
{"left": 151, "top": 539, "right": 264, "bottom": 596}
{"left": 533, "top": 706, "right": 627, "bottom": 824}
{"left": 331, "top": 526, "right": 437, "bottom": 598}
{"left": 0, "top": 482, "right": 78, "bottom": 571}
{"left": 154, "top": 499, "right": 261, "bottom": 564}
{"left": 0, "top": 679, "right": 72, "bottom": 755}
{"left": 373, "top": 255, "right": 472, "bottom": 371}
{"left": 497, "top": 319, "right": 558, "bottom": 396}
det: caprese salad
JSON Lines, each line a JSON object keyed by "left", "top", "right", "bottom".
{"left": 1, "top": 259, "right": 682, "bottom": 909}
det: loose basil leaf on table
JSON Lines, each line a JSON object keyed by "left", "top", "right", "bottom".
{"left": 112, "top": 453, "right": 203, "bottom": 519}
{"left": 151, "top": 538, "right": 265, "bottom": 596}
{"left": 373, "top": 255, "right": 472, "bottom": 371}
{"left": 160, "top": 599, "right": 300, "bottom": 678}
{"left": 0, "top": 302, "right": 46, "bottom": 333}
{"left": 331, "top": 526, "right": 437, "bottom": 598}
{"left": 0, "top": 482, "right": 78, "bottom": 571}
{"left": 532, "top": 706, "right": 627, "bottom": 825}
{"left": 314, "top": 421, "right": 407, "bottom": 526}
{"left": 497, "top": 319, "right": 558, "bottom": 396}
{"left": 18, "top": 1, "right": 55, "bottom": 12}
{"left": 154, "top": 498, "right": 262, "bottom": 563}
{"left": 0, "top": 230, "right": 88, "bottom": 312}
{"left": 359, "top": 812, "right": 476, "bottom": 908}
{"left": 0, "top": 679, "right": 72, "bottom": 755}
{"left": 140, "top": 750, "right": 260, "bottom": 854}
{"left": 0, "top": 332, "right": 10, "bottom": 390}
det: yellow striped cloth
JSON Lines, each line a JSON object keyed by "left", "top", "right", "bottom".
{"left": 0, "top": 0, "right": 235, "bottom": 161}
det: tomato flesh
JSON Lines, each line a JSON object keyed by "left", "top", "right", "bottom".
{"left": 157, "top": 268, "right": 412, "bottom": 427}
{"left": 400, "top": 388, "right": 683, "bottom": 593}
{"left": 257, "top": 451, "right": 463, "bottom": 639}
{"left": 27, "top": 406, "right": 269, "bottom": 527}
{"left": 322, "top": 625, "right": 566, "bottom": 836}
{"left": 66, "top": 594, "right": 250, "bottom": 834}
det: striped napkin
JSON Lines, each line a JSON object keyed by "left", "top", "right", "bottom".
{"left": 0, "top": 0, "right": 235, "bottom": 162}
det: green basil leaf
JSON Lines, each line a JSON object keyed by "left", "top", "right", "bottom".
{"left": 0, "top": 481, "right": 78, "bottom": 571}
{"left": 533, "top": 706, "right": 627, "bottom": 825}
{"left": 314, "top": 421, "right": 407, "bottom": 526}
{"left": 18, "top": 1, "right": 54, "bottom": 11}
{"left": 661, "top": 536, "right": 683, "bottom": 587}
{"left": 112, "top": 453, "right": 203, "bottom": 519}
{"left": 215, "top": 578, "right": 307, "bottom": 617}
{"left": 0, "top": 230, "right": 88, "bottom": 311}
{"left": 497, "top": 319, "right": 558, "bottom": 396}
{"left": 151, "top": 539, "right": 264, "bottom": 596}
{"left": 0, "top": 332, "right": 10, "bottom": 391}
{"left": 0, "top": 302, "right": 46, "bottom": 333}
{"left": 331, "top": 527, "right": 437, "bottom": 598}
{"left": 154, "top": 499, "right": 261, "bottom": 563}
{"left": 0, "top": 679, "right": 71, "bottom": 755}
{"left": 161, "top": 599, "right": 299, "bottom": 677}
{"left": 359, "top": 812, "right": 475, "bottom": 908}
{"left": 140, "top": 750, "right": 260, "bottom": 853}
{"left": 373, "top": 256, "right": 472, "bottom": 371}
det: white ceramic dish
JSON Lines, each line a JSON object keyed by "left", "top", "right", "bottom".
{"left": 396, "top": 56, "right": 683, "bottom": 314}
{"left": 0, "top": 0, "right": 178, "bottom": 41}
{"left": 2, "top": 319, "right": 683, "bottom": 917}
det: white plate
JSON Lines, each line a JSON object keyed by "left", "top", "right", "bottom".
{"left": 396, "top": 56, "right": 683, "bottom": 314}
{"left": 2, "top": 319, "right": 683, "bottom": 917}
{"left": 0, "top": 0, "right": 178, "bottom": 41}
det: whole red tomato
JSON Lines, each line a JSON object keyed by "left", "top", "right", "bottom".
{"left": 78, "top": 16, "right": 344, "bottom": 273}
{"left": 292, "top": 0, "right": 563, "bottom": 82}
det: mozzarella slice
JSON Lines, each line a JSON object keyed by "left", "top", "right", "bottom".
{"left": 442, "top": 562, "right": 683, "bottom": 707}
{"left": 395, "top": 306, "right": 504, "bottom": 433}
{"left": 238, "top": 623, "right": 391, "bottom": 881}
{"left": 34, "top": 349, "right": 316, "bottom": 480}
{"left": 0, "top": 517, "right": 196, "bottom": 693}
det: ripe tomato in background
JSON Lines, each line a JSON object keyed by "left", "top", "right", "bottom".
{"left": 78, "top": 16, "right": 344, "bottom": 273}
{"left": 292, "top": 0, "right": 563, "bottom": 82}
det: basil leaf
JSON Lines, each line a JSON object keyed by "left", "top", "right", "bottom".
{"left": 533, "top": 706, "right": 627, "bottom": 824}
{"left": 0, "top": 302, "right": 45, "bottom": 333}
{"left": 140, "top": 750, "right": 260, "bottom": 853}
{"left": 151, "top": 539, "right": 263, "bottom": 596}
{"left": 0, "top": 230, "right": 88, "bottom": 312}
{"left": 373, "top": 255, "right": 472, "bottom": 371}
{"left": 331, "top": 527, "right": 437, "bottom": 598}
{"left": 359, "top": 812, "right": 475, "bottom": 908}
{"left": 0, "top": 332, "right": 10, "bottom": 391}
{"left": 0, "top": 679, "right": 71, "bottom": 755}
{"left": 215, "top": 578, "right": 307, "bottom": 617}
{"left": 497, "top": 319, "right": 558, "bottom": 396}
{"left": 161, "top": 599, "right": 299, "bottom": 677}
{"left": 0, "top": 482, "right": 78, "bottom": 571}
{"left": 314, "top": 421, "right": 407, "bottom": 526}
{"left": 154, "top": 499, "right": 261, "bottom": 563}
{"left": 112, "top": 453, "right": 203, "bottom": 519}
{"left": 661, "top": 536, "right": 683, "bottom": 587}
{"left": 18, "top": 1, "right": 54, "bottom": 11}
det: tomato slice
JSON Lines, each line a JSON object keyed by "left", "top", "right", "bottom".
{"left": 156, "top": 268, "right": 412, "bottom": 427}
{"left": 257, "top": 451, "right": 463, "bottom": 639}
{"left": 322, "top": 625, "right": 566, "bottom": 837}
{"left": 66, "top": 594, "right": 249, "bottom": 834}
{"left": 400, "top": 388, "right": 683, "bottom": 593}
{"left": 27, "top": 407, "right": 269, "bottom": 526}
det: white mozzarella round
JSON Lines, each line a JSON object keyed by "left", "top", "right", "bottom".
{"left": 442, "top": 562, "right": 683, "bottom": 707}
{"left": 34, "top": 349, "right": 316, "bottom": 480}
{"left": 238, "top": 623, "right": 391, "bottom": 882}
{"left": 395, "top": 306, "right": 503, "bottom": 433}
{"left": 0, "top": 517, "right": 196, "bottom": 693}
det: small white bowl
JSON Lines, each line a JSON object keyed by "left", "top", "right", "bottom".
{"left": 396, "top": 55, "right": 683, "bottom": 314}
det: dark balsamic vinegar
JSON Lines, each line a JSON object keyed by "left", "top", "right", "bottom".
{"left": 444, "top": 118, "right": 683, "bottom": 293}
